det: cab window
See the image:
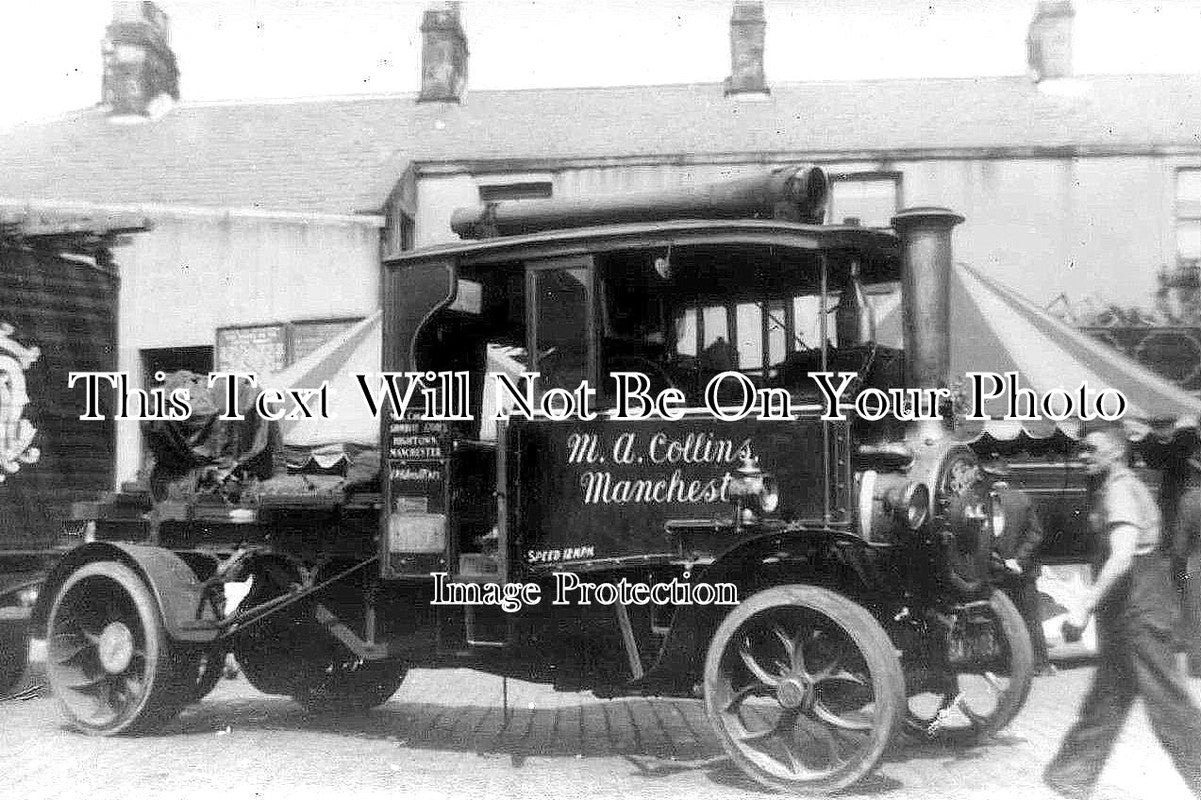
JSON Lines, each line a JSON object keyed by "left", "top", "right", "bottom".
{"left": 527, "top": 258, "right": 594, "bottom": 392}
{"left": 598, "top": 244, "right": 882, "bottom": 405}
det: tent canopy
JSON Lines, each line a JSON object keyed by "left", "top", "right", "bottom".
{"left": 875, "top": 263, "right": 1201, "bottom": 447}
{"left": 259, "top": 312, "right": 382, "bottom": 469}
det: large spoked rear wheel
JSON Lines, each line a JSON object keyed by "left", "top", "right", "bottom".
{"left": 704, "top": 585, "right": 905, "bottom": 794}
{"left": 232, "top": 565, "right": 407, "bottom": 712}
{"left": 45, "top": 561, "right": 182, "bottom": 735}
{"left": 232, "top": 564, "right": 312, "bottom": 696}
{"left": 904, "top": 589, "right": 1033, "bottom": 744}
{"left": 292, "top": 657, "right": 409, "bottom": 713}
{"left": 179, "top": 646, "right": 227, "bottom": 705}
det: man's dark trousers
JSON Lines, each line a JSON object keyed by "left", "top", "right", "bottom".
{"left": 1170, "top": 484, "right": 1201, "bottom": 676}
{"left": 1184, "top": 552, "right": 1201, "bottom": 676}
{"left": 1045, "top": 555, "right": 1201, "bottom": 797}
{"left": 1003, "top": 575, "right": 1050, "bottom": 669}
{"left": 993, "top": 484, "right": 1050, "bottom": 667}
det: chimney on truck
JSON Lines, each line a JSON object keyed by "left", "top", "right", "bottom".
{"left": 890, "top": 207, "right": 964, "bottom": 438}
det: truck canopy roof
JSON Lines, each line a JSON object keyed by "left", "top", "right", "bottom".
{"left": 387, "top": 219, "right": 901, "bottom": 284}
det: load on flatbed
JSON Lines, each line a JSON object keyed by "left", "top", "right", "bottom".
{"left": 35, "top": 169, "right": 1032, "bottom": 794}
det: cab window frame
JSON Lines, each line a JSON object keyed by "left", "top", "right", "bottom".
{"left": 524, "top": 255, "right": 599, "bottom": 396}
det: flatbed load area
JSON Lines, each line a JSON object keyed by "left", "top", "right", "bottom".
{"left": 82, "top": 366, "right": 384, "bottom": 555}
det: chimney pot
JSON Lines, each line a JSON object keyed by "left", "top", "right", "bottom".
{"left": 1026, "top": 0, "right": 1075, "bottom": 82}
{"left": 725, "top": 1, "right": 768, "bottom": 96}
{"left": 101, "top": 1, "right": 179, "bottom": 117}
{"left": 419, "top": 2, "right": 469, "bottom": 103}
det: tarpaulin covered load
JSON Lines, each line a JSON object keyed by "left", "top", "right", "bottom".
{"left": 875, "top": 262, "right": 1201, "bottom": 450}
{"left": 143, "top": 371, "right": 279, "bottom": 499}
{"left": 145, "top": 313, "right": 386, "bottom": 495}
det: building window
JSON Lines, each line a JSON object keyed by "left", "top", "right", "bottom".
{"left": 1176, "top": 169, "right": 1201, "bottom": 266}
{"left": 142, "top": 346, "right": 214, "bottom": 388}
{"left": 478, "top": 181, "right": 553, "bottom": 202}
{"left": 828, "top": 172, "right": 902, "bottom": 228}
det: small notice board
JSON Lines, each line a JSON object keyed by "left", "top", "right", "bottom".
{"left": 290, "top": 318, "right": 360, "bottom": 363}
{"left": 215, "top": 317, "right": 362, "bottom": 376}
{"left": 215, "top": 324, "right": 287, "bottom": 375}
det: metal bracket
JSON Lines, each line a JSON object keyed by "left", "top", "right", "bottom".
{"left": 313, "top": 603, "right": 388, "bottom": 660}
{"left": 614, "top": 602, "right": 645, "bottom": 680}
{"left": 207, "top": 556, "right": 379, "bottom": 638}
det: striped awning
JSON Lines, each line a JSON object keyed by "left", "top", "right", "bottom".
{"left": 875, "top": 263, "right": 1201, "bottom": 447}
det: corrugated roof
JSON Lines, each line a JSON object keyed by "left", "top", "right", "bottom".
{"left": 0, "top": 75, "right": 1198, "bottom": 216}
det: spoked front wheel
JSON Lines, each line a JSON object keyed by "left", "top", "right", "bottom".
{"left": 45, "top": 561, "right": 183, "bottom": 735}
{"left": 904, "top": 589, "right": 1034, "bottom": 744}
{"left": 704, "top": 585, "right": 905, "bottom": 794}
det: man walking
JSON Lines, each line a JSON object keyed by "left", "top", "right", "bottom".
{"left": 1044, "top": 421, "right": 1201, "bottom": 799}
{"left": 989, "top": 474, "right": 1054, "bottom": 675}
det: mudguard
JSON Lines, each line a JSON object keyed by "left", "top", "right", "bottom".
{"left": 637, "top": 527, "right": 886, "bottom": 688}
{"left": 0, "top": 575, "right": 40, "bottom": 633}
{"left": 0, "top": 573, "right": 43, "bottom": 604}
{"left": 31, "top": 542, "right": 219, "bottom": 643}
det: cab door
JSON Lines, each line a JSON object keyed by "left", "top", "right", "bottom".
{"left": 380, "top": 257, "right": 455, "bottom": 580}
{"left": 525, "top": 256, "right": 598, "bottom": 394}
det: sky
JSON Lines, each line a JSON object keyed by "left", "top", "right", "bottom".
{"left": 1, "top": 0, "right": 1199, "bottom": 130}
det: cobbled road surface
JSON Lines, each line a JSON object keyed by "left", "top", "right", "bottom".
{"left": 2, "top": 662, "right": 1199, "bottom": 800}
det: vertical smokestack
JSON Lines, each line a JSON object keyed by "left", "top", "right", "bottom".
{"left": 1026, "top": 1, "right": 1075, "bottom": 82}
{"left": 725, "top": 1, "right": 768, "bottom": 96}
{"left": 891, "top": 207, "right": 964, "bottom": 435}
{"left": 419, "top": 2, "right": 469, "bottom": 103}
{"left": 101, "top": 1, "right": 179, "bottom": 117}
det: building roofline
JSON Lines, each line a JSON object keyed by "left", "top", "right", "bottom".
{"left": 158, "top": 71, "right": 1201, "bottom": 108}
{"left": 11, "top": 70, "right": 1201, "bottom": 122}
{"left": 0, "top": 105, "right": 103, "bottom": 134}
{"left": 0, "top": 197, "right": 384, "bottom": 227}
{"left": 410, "top": 142, "right": 1201, "bottom": 178}
{"left": 386, "top": 218, "right": 900, "bottom": 267}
